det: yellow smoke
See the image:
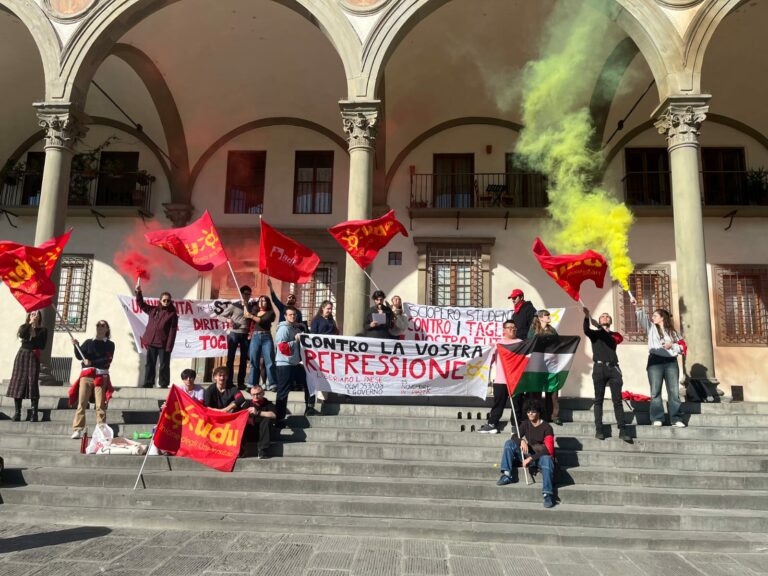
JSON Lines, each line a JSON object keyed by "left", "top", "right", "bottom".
{"left": 516, "top": 1, "right": 634, "bottom": 290}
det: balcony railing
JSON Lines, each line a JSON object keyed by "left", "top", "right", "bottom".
{"left": 624, "top": 170, "right": 768, "bottom": 206}
{"left": 1, "top": 169, "right": 154, "bottom": 213}
{"left": 410, "top": 172, "right": 548, "bottom": 210}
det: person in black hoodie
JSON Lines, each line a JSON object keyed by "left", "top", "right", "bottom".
{"left": 583, "top": 307, "right": 631, "bottom": 443}
{"left": 69, "top": 320, "right": 115, "bottom": 439}
{"left": 311, "top": 300, "right": 338, "bottom": 335}
{"left": 364, "top": 290, "right": 393, "bottom": 338}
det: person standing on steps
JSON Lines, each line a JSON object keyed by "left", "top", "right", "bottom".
{"left": 479, "top": 320, "right": 523, "bottom": 434}
{"left": 6, "top": 311, "right": 47, "bottom": 423}
{"left": 508, "top": 289, "right": 536, "bottom": 340}
{"left": 244, "top": 295, "right": 277, "bottom": 391}
{"left": 311, "top": 300, "right": 339, "bottom": 335}
{"left": 136, "top": 284, "right": 178, "bottom": 389}
{"left": 583, "top": 307, "right": 631, "bottom": 443}
{"left": 268, "top": 278, "right": 303, "bottom": 325}
{"left": 69, "top": 320, "right": 115, "bottom": 439}
{"left": 219, "top": 285, "right": 253, "bottom": 390}
{"left": 275, "top": 306, "right": 316, "bottom": 422}
{"left": 496, "top": 398, "right": 557, "bottom": 509}
{"left": 364, "top": 290, "right": 393, "bottom": 339}
{"left": 630, "top": 296, "right": 686, "bottom": 428}
{"left": 528, "top": 309, "right": 562, "bottom": 426}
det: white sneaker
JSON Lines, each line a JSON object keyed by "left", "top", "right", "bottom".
{"left": 652, "top": 421, "right": 663, "bottom": 427}
{"left": 673, "top": 421, "right": 687, "bottom": 428}
{"left": 71, "top": 429, "right": 84, "bottom": 439}
{"left": 478, "top": 424, "right": 498, "bottom": 434}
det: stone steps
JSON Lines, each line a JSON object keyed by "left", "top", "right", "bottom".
{"left": 4, "top": 448, "right": 768, "bottom": 490}
{"left": 0, "top": 502, "right": 763, "bottom": 552}
{"left": 2, "top": 392, "right": 768, "bottom": 550}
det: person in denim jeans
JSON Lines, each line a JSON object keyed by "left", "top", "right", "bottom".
{"left": 245, "top": 295, "right": 277, "bottom": 391}
{"left": 219, "top": 285, "right": 253, "bottom": 389}
{"left": 631, "top": 297, "right": 685, "bottom": 427}
{"left": 496, "top": 398, "right": 556, "bottom": 508}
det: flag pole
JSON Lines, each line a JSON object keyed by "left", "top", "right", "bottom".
{"left": 132, "top": 426, "right": 156, "bottom": 490}
{"left": 52, "top": 306, "right": 86, "bottom": 359}
{"left": 226, "top": 260, "right": 245, "bottom": 304}
{"left": 510, "top": 398, "right": 533, "bottom": 485}
{"left": 362, "top": 268, "right": 381, "bottom": 293}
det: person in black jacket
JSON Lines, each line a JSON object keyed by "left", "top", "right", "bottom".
{"left": 508, "top": 289, "right": 536, "bottom": 340}
{"left": 70, "top": 320, "right": 115, "bottom": 439}
{"left": 6, "top": 311, "right": 47, "bottom": 422}
{"left": 311, "top": 300, "right": 338, "bottom": 335}
{"left": 203, "top": 367, "right": 249, "bottom": 412}
{"left": 583, "top": 307, "right": 631, "bottom": 443}
{"left": 364, "top": 290, "right": 393, "bottom": 338}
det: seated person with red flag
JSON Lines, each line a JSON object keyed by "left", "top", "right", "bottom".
{"left": 203, "top": 366, "right": 248, "bottom": 413}
{"left": 244, "top": 385, "right": 277, "bottom": 459}
{"left": 496, "top": 398, "right": 557, "bottom": 509}
{"left": 69, "top": 320, "right": 115, "bottom": 439}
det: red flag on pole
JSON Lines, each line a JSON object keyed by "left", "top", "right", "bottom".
{"left": 532, "top": 237, "right": 607, "bottom": 301}
{"left": 0, "top": 230, "right": 72, "bottom": 312}
{"left": 144, "top": 210, "right": 228, "bottom": 271}
{"left": 259, "top": 219, "right": 320, "bottom": 283}
{"left": 328, "top": 209, "right": 408, "bottom": 269}
{"left": 153, "top": 386, "right": 250, "bottom": 472}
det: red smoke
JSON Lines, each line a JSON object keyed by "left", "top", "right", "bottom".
{"left": 114, "top": 250, "right": 151, "bottom": 283}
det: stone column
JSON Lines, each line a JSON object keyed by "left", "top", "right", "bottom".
{"left": 33, "top": 102, "right": 88, "bottom": 383}
{"left": 654, "top": 96, "right": 718, "bottom": 388}
{"left": 339, "top": 101, "right": 380, "bottom": 336}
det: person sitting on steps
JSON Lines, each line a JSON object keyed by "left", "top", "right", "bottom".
{"left": 496, "top": 398, "right": 557, "bottom": 509}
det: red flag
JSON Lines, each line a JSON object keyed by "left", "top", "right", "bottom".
{"left": 153, "top": 386, "right": 249, "bottom": 472}
{"left": 532, "top": 237, "right": 607, "bottom": 301}
{"left": 328, "top": 209, "right": 408, "bottom": 269}
{"left": 259, "top": 219, "right": 319, "bottom": 283}
{"left": 0, "top": 230, "right": 72, "bottom": 312}
{"left": 145, "top": 210, "right": 228, "bottom": 271}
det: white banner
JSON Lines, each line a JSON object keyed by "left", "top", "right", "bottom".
{"left": 117, "top": 296, "right": 239, "bottom": 358}
{"left": 299, "top": 334, "right": 494, "bottom": 399}
{"left": 403, "top": 303, "right": 566, "bottom": 345}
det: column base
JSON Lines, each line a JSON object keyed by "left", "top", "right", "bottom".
{"left": 683, "top": 377, "right": 722, "bottom": 403}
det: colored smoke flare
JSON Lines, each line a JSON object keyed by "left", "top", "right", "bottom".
{"left": 114, "top": 250, "right": 151, "bottom": 285}
{"left": 515, "top": 0, "right": 634, "bottom": 290}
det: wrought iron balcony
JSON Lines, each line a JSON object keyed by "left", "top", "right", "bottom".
{"left": 1, "top": 168, "right": 154, "bottom": 214}
{"left": 410, "top": 172, "right": 548, "bottom": 211}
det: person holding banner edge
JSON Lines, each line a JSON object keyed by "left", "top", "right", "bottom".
{"left": 528, "top": 310, "right": 562, "bottom": 425}
{"left": 275, "top": 306, "right": 317, "bottom": 422}
{"left": 135, "top": 284, "right": 178, "bottom": 389}
{"left": 582, "top": 308, "right": 631, "bottom": 443}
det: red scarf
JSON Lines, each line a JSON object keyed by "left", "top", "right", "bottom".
{"left": 67, "top": 368, "right": 115, "bottom": 407}
{"left": 514, "top": 300, "right": 525, "bottom": 314}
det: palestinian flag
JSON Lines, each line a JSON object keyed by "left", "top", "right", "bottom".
{"left": 497, "top": 335, "right": 581, "bottom": 395}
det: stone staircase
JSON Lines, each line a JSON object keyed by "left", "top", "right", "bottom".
{"left": 1, "top": 383, "right": 768, "bottom": 551}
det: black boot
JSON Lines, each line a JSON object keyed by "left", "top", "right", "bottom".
{"left": 12, "top": 398, "right": 22, "bottom": 422}
{"left": 594, "top": 425, "right": 605, "bottom": 441}
{"left": 30, "top": 398, "right": 39, "bottom": 422}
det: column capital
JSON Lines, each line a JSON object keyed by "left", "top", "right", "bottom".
{"left": 339, "top": 100, "right": 381, "bottom": 151}
{"left": 33, "top": 102, "right": 88, "bottom": 152}
{"left": 163, "top": 203, "right": 195, "bottom": 227}
{"left": 653, "top": 95, "right": 711, "bottom": 149}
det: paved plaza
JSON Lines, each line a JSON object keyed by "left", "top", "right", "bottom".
{"left": 1, "top": 522, "right": 767, "bottom": 576}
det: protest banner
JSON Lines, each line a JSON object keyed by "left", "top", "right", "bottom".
{"left": 118, "top": 296, "right": 241, "bottom": 358}
{"left": 403, "top": 303, "right": 566, "bottom": 345}
{"left": 299, "top": 334, "right": 494, "bottom": 399}
{"left": 152, "top": 386, "right": 249, "bottom": 472}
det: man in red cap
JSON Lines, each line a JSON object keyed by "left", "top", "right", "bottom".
{"left": 478, "top": 288, "right": 537, "bottom": 434}
{"left": 508, "top": 289, "right": 536, "bottom": 339}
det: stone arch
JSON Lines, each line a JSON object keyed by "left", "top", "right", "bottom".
{"left": 109, "top": 43, "right": 190, "bottom": 205}
{"left": 189, "top": 117, "right": 349, "bottom": 190}
{"left": 360, "top": 0, "right": 688, "bottom": 102}
{"left": 50, "top": 0, "right": 361, "bottom": 104}
{"left": 0, "top": 0, "right": 60, "bottom": 92}
{"left": 383, "top": 117, "right": 523, "bottom": 205}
